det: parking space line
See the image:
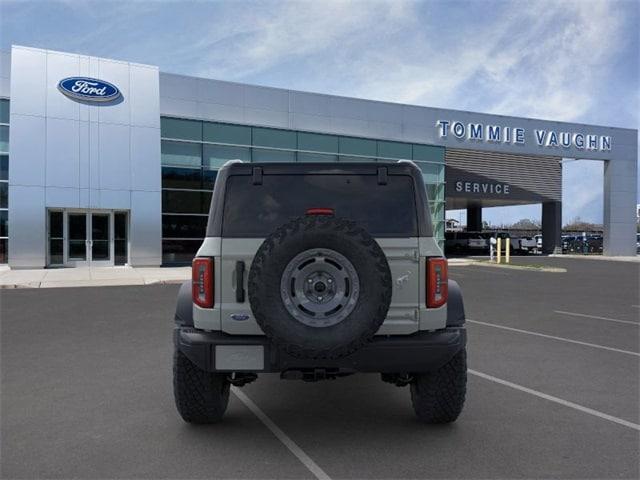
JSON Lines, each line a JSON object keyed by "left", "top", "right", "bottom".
{"left": 469, "top": 369, "right": 640, "bottom": 431}
{"left": 467, "top": 319, "right": 640, "bottom": 356}
{"left": 232, "top": 387, "right": 331, "bottom": 480}
{"left": 554, "top": 310, "right": 639, "bottom": 326}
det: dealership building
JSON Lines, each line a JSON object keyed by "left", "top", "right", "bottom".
{"left": 0, "top": 45, "right": 637, "bottom": 268}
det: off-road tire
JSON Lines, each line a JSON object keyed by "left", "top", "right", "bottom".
{"left": 410, "top": 348, "right": 467, "bottom": 423}
{"left": 249, "top": 215, "right": 392, "bottom": 360}
{"left": 173, "top": 349, "right": 230, "bottom": 424}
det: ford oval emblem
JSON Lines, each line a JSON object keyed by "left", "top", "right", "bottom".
{"left": 58, "top": 77, "right": 121, "bottom": 102}
{"left": 230, "top": 313, "right": 250, "bottom": 321}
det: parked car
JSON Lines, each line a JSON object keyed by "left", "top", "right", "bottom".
{"left": 445, "top": 231, "right": 488, "bottom": 255}
{"left": 173, "top": 160, "right": 467, "bottom": 424}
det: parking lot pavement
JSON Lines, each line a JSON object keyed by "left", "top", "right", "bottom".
{"left": 1, "top": 257, "right": 639, "bottom": 479}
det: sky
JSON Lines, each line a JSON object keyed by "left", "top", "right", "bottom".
{"left": 1, "top": 0, "right": 638, "bottom": 226}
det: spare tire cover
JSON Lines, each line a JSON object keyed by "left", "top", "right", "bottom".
{"left": 248, "top": 215, "right": 392, "bottom": 359}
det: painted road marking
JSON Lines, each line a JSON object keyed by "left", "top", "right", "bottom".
{"left": 232, "top": 387, "right": 331, "bottom": 480}
{"left": 469, "top": 369, "right": 640, "bottom": 432}
{"left": 554, "top": 310, "right": 639, "bottom": 326}
{"left": 467, "top": 319, "right": 640, "bottom": 357}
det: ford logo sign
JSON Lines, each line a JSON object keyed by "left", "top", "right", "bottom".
{"left": 57, "top": 77, "right": 121, "bottom": 102}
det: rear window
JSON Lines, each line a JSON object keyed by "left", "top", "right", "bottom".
{"left": 221, "top": 174, "right": 418, "bottom": 237}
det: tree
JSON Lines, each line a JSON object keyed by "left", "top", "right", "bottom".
{"left": 509, "top": 218, "right": 540, "bottom": 230}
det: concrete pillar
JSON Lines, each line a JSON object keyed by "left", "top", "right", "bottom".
{"left": 603, "top": 155, "right": 637, "bottom": 256}
{"left": 542, "top": 201, "right": 562, "bottom": 254}
{"left": 467, "top": 205, "right": 482, "bottom": 232}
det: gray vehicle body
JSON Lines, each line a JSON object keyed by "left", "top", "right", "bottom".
{"left": 174, "top": 161, "right": 466, "bottom": 375}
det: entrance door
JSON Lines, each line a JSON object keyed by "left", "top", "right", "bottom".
{"left": 66, "top": 212, "right": 89, "bottom": 266}
{"left": 90, "top": 213, "right": 112, "bottom": 266}
{"left": 48, "top": 210, "right": 129, "bottom": 267}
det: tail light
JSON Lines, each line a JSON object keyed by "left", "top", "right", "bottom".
{"left": 306, "top": 207, "right": 334, "bottom": 216}
{"left": 192, "top": 257, "right": 214, "bottom": 308}
{"left": 427, "top": 257, "right": 448, "bottom": 308}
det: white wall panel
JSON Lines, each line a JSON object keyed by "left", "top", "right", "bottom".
{"left": 197, "top": 102, "right": 244, "bottom": 124}
{"left": 78, "top": 121, "right": 89, "bottom": 188}
{"left": 8, "top": 185, "right": 46, "bottom": 268}
{"left": 98, "top": 122, "right": 130, "bottom": 190}
{"left": 88, "top": 121, "right": 100, "bottom": 190}
{"left": 10, "top": 47, "right": 46, "bottom": 116}
{"left": 160, "top": 73, "right": 199, "bottom": 101}
{"left": 291, "top": 92, "right": 330, "bottom": 116}
{"left": 99, "top": 189, "right": 131, "bottom": 209}
{"left": 46, "top": 186, "right": 79, "bottom": 208}
{"left": 130, "top": 126, "right": 160, "bottom": 191}
{"left": 243, "top": 107, "right": 288, "bottom": 128}
{"left": 129, "top": 190, "right": 161, "bottom": 265}
{"left": 9, "top": 114, "right": 46, "bottom": 186}
{"left": 290, "top": 113, "right": 332, "bottom": 133}
{"left": 244, "top": 85, "right": 288, "bottom": 112}
{"left": 46, "top": 51, "right": 80, "bottom": 121}
{"left": 46, "top": 117, "right": 79, "bottom": 188}
{"left": 198, "top": 78, "right": 244, "bottom": 106}
{"left": 97, "top": 59, "right": 130, "bottom": 125}
{"left": 130, "top": 66, "right": 160, "bottom": 128}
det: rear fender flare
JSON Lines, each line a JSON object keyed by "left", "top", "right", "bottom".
{"left": 446, "top": 279, "right": 465, "bottom": 327}
{"left": 175, "top": 280, "right": 194, "bottom": 327}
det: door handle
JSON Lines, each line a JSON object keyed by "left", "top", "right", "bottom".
{"left": 235, "top": 261, "right": 245, "bottom": 303}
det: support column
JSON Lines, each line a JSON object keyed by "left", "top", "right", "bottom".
{"left": 603, "top": 155, "right": 637, "bottom": 256}
{"left": 542, "top": 201, "right": 562, "bottom": 254}
{"left": 466, "top": 205, "right": 482, "bottom": 232}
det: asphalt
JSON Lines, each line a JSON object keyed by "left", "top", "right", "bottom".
{"left": 1, "top": 257, "right": 638, "bottom": 479}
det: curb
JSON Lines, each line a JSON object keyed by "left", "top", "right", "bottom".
{"left": 0, "top": 278, "right": 188, "bottom": 289}
{"left": 469, "top": 261, "right": 566, "bottom": 273}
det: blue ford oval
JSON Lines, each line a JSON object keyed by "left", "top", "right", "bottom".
{"left": 58, "top": 77, "right": 121, "bottom": 102}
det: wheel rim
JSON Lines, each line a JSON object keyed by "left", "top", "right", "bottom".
{"left": 280, "top": 248, "right": 360, "bottom": 328}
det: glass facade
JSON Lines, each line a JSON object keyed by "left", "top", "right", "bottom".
{"left": 0, "top": 99, "right": 8, "bottom": 264}
{"left": 160, "top": 117, "right": 446, "bottom": 264}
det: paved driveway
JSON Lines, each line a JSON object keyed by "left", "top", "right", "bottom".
{"left": 1, "top": 257, "right": 638, "bottom": 479}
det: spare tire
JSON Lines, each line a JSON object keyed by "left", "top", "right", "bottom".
{"left": 248, "top": 215, "right": 392, "bottom": 359}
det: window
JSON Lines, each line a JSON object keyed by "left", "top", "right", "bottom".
{"left": 378, "top": 140, "right": 411, "bottom": 160}
{"left": 0, "top": 126, "right": 8, "bottom": 154}
{"left": 414, "top": 161, "right": 444, "bottom": 184}
{"left": 0, "top": 155, "right": 7, "bottom": 180}
{"left": 162, "top": 239, "right": 202, "bottom": 264}
{"left": 162, "top": 167, "right": 202, "bottom": 190}
{"left": 162, "top": 190, "right": 210, "bottom": 214}
{"left": 252, "top": 127, "right": 296, "bottom": 149}
{"left": 203, "top": 122, "right": 251, "bottom": 145}
{"left": 203, "top": 144, "right": 250, "bottom": 168}
{"left": 161, "top": 117, "right": 202, "bottom": 141}
{"left": 297, "top": 152, "right": 338, "bottom": 163}
{"left": 0, "top": 99, "right": 8, "bottom": 124}
{"left": 161, "top": 141, "right": 201, "bottom": 167}
{"left": 202, "top": 169, "right": 218, "bottom": 190}
{"left": 0, "top": 210, "right": 7, "bottom": 237}
{"left": 338, "top": 155, "right": 376, "bottom": 163}
{"left": 222, "top": 174, "right": 418, "bottom": 237}
{"left": 252, "top": 148, "right": 296, "bottom": 163}
{"left": 162, "top": 215, "right": 207, "bottom": 238}
{"left": 298, "top": 132, "right": 338, "bottom": 153}
{"left": 0, "top": 183, "right": 7, "bottom": 209}
{"left": 339, "top": 137, "right": 377, "bottom": 157}
{"left": 413, "top": 144, "right": 444, "bottom": 163}
{"left": 114, "top": 212, "right": 128, "bottom": 266}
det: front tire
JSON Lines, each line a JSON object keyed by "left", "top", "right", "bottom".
{"left": 410, "top": 348, "right": 467, "bottom": 423}
{"left": 173, "top": 349, "right": 230, "bottom": 424}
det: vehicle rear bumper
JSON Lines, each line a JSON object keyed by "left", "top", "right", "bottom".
{"left": 174, "top": 327, "right": 466, "bottom": 374}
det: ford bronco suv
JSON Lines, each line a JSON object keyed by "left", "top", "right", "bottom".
{"left": 173, "top": 161, "right": 467, "bottom": 424}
